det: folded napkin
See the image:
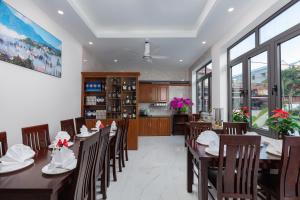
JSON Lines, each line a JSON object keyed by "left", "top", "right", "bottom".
{"left": 95, "top": 120, "right": 105, "bottom": 130}
{"left": 50, "top": 147, "right": 76, "bottom": 170}
{"left": 0, "top": 144, "right": 35, "bottom": 164}
{"left": 55, "top": 131, "right": 70, "bottom": 142}
{"left": 80, "top": 125, "right": 89, "bottom": 135}
{"left": 269, "top": 139, "right": 282, "bottom": 154}
{"left": 196, "top": 130, "right": 219, "bottom": 146}
{"left": 110, "top": 121, "right": 117, "bottom": 132}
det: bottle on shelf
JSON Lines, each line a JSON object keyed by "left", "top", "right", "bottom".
{"left": 132, "top": 96, "right": 136, "bottom": 105}
{"left": 132, "top": 80, "right": 136, "bottom": 90}
{"left": 125, "top": 95, "right": 131, "bottom": 105}
{"left": 122, "top": 81, "right": 127, "bottom": 91}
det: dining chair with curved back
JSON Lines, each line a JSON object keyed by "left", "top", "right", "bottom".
{"left": 94, "top": 126, "right": 110, "bottom": 200}
{"left": 68, "top": 131, "right": 101, "bottom": 200}
{"left": 75, "top": 117, "right": 86, "bottom": 134}
{"left": 223, "top": 122, "right": 247, "bottom": 135}
{"left": 0, "top": 132, "right": 8, "bottom": 157}
{"left": 22, "top": 124, "right": 50, "bottom": 152}
{"left": 208, "top": 135, "right": 261, "bottom": 200}
{"left": 110, "top": 123, "right": 123, "bottom": 182}
{"left": 259, "top": 136, "right": 300, "bottom": 200}
{"left": 123, "top": 117, "right": 129, "bottom": 162}
{"left": 60, "top": 119, "right": 76, "bottom": 140}
{"left": 190, "top": 114, "right": 200, "bottom": 122}
{"left": 189, "top": 122, "right": 212, "bottom": 143}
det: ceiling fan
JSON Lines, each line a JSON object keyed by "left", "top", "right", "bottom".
{"left": 142, "top": 40, "right": 168, "bottom": 63}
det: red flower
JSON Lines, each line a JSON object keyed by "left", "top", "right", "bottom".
{"left": 100, "top": 124, "right": 105, "bottom": 129}
{"left": 272, "top": 109, "right": 289, "bottom": 119}
{"left": 241, "top": 106, "right": 249, "bottom": 112}
{"left": 63, "top": 139, "right": 69, "bottom": 147}
{"left": 56, "top": 139, "right": 63, "bottom": 148}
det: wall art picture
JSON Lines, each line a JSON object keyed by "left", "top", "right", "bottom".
{"left": 0, "top": 1, "right": 62, "bottom": 77}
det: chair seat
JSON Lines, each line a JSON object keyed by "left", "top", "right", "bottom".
{"left": 258, "top": 173, "right": 280, "bottom": 198}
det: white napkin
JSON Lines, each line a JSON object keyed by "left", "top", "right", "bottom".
{"left": 50, "top": 148, "right": 76, "bottom": 170}
{"left": 196, "top": 130, "right": 219, "bottom": 146}
{"left": 95, "top": 120, "right": 104, "bottom": 130}
{"left": 80, "top": 125, "right": 89, "bottom": 135}
{"left": 268, "top": 139, "right": 282, "bottom": 155}
{"left": 55, "top": 131, "right": 70, "bottom": 142}
{"left": 0, "top": 144, "right": 35, "bottom": 165}
{"left": 110, "top": 121, "right": 117, "bottom": 132}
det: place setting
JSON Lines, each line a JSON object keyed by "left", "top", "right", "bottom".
{"left": 110, "top": 121, "right": 118, "bottom": 136}
{"left": 195, "top": 130, "right": 221, "bottom": 156}
{"left": 0, "top": 144, "right": 35, "bottom": 174}
{"left": 76, "top": 124, "right": 97, "bottom": 138}
{"left": 48, "top": 131, "right": 74, "bottom": 149}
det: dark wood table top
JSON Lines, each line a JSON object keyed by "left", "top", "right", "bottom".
{"left": 186, "top": 139, "right": 281, "bottom": 162}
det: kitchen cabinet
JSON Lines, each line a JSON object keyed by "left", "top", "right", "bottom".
{"left": 139, "top": 117, "right": 171, "bottom": 136}
{"left": 139, "top": 83, "right": 169, "bottom": 103}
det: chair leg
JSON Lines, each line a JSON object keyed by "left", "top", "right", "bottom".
{"left": 125, "top": 145, "right": 129, "bottom": 161}
{"left": 112, "top": 155, "right": 117, "bottom": 181}
{"left": 101, "top": 172, "right": 107, "bottom": 199}
{"left": 121, "top": 148, "right": 126, "bottom": 167}
{"left": 118, "top": 153, "right": 122, "bottom": 172}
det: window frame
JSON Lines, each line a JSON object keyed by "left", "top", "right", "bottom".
{"left": 196, "top": 61, "right": 212, "bottom": 112}
{"left": 227, "top": 0, "right": 300, "bottom": 137}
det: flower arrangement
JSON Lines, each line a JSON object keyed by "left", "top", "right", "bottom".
{"left": 56, "top": 139, "right": 69, "bottom": 149}
{"left": 170, "top": 97, "right": 193, "bottom": 114}
{"left": 266, "top": 109, "right": 300, "bottom": 137}
{"left": 232, "top": 106, "right": 250, "bottom": 123}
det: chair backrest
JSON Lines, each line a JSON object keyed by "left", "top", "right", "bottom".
{"left": 112, "top": 124, "right": 123, "bottom": 155}
{"left": 217, "top": 135, "right": 261, "bottom": 200}
{"left": 279, "top": 136, "right": 300, "bottom": 200}
{"left": 190, "top": 114, "right": 200, "bottom": 121}
{"left": 189, "top": 122, "right": 212, "bottom": 140}
{"left": 123, "top": 117, "right": 129, "bottom": 147}
{"left": 0, "top": 132, "right": 8, "bottom": 157}
{"left": 75, "top": 117, "right": 86, "bottom": 134}
{"left": 22, "top": 124, "right": 50, "bottom": 151}
{"left": 223, "top": 122, "right": 247, "bottom": 135}
{"left": 60, "top": 119, "right": 76, "bottom": 140}
{"left": 95, "top": 126, "right": 110, "bottom": 177}
{"left": 70, "top": 132, "right": 101, "bottom": 200}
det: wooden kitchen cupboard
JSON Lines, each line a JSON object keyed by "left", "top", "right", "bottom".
{"left": 139, "top": 117, "right": 171, "bottom": 136}
{"left": 139, "top": 83, "right": 169, "bottom": 103}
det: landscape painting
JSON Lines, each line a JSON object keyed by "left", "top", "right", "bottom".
{"left": 0, "top": 1, "right": 62, "bottom": 77}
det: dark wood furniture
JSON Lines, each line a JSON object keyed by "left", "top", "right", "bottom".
{"left": 139, "top": 83, "right": 169, "bottom": 103}
{"left": 172, "top": 114, "right": 189, "bottom": 135}
{"left": 190, "top": 114, "right": 201, "bottom": 121}
{"left": 223, "top": 122, "right": 247, "bottom": 135}
{"left": 22, "top": 124, "right": 50, "bottom": 151}
{"left": 208, "top": 135, "right": 261, "bottom": 200}
{"left": 189, "top": 122, "right": 212, "bottom": 141}
{"left": 60, "top": 119, "right": 76, "bottom": 140}
{"left": 81, "top": 72, "right": 140, "bottom": 150}
{"left": 259, "top": 136, "right": 300, "bottom": 200}
{"left": 122, "top": 117, "right": 129, "bottom": 163}
{"left": 0, "top": 131, "right": 8, "bottom": 157}
{"left": 139, "top": 116, "right": 171, "bottom": 136}
{"left": 75, "top": 117, "right": 86, "bottom": 134}
{"left": 186, "top": 138, "right": 281, "bottom": 200}
{"left": 109, "top": 123, "right": 123, "bottom": 181}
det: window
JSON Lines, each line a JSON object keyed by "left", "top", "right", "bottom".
{"left": 230, "top": 33, "right": 255, "bottom": 61}
{"left": 196, "top": 61, "right": 212, "bottom": 112}
{"left": 228, "top": 0, "right": 300, "bottom": 135}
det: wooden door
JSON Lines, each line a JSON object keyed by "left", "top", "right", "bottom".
{"left": 157, "top": 85, "right": 169, "bottom": 102}
{"left": 139, "top": 118, "right": 148, "bottom": 136}
{"left": 158, "top": 118, "right": 171, "bottom": 136}
{"left": 139, "top": 84, "right": 157, "bottom": 102}
{"left": 150, "top": 118, "right": 160, "bottom": 136}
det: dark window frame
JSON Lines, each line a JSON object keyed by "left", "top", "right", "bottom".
{"left": 227, "top": 0, "right": 300, "bottom": 137}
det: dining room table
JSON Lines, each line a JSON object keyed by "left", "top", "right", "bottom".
{"left": 0, "top": 130, "right": 116, "bottom": 200}
{"left": 186, "top": 139, "right": 281, "bottom": 200}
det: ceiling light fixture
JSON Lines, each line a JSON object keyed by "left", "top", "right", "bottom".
{"left": 228, "top": 7, "right": 234, "bottom": 12}
{"left": 88, "top": 41, "right": 93, "bottom": 45}
{"left": 179, "top": 59, "right": 183, "bottom": 63}
{"left": 114, "top": 59, "right": 118, "bottom": 63}
{"left": 83, "top": 59, "right": 88, "bottom": 62}
{"left": 202, "top": 41, "right": 206, "bottom": 44}
{"left": 57, "top": 10, "right": 64, "bottom": 15}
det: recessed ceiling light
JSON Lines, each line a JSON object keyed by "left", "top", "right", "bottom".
{"left": 179, "top": 59, "right": 183, "bottom": 63}
{"left": 202, "top": 41, "right": 206, "bottom": 44}
{"left": 114, "top": 59, "right": 118, "bottom": 63}
{"left": 83, "top": 59, "right": 88, "bottom": 62}
{"left": 88, "top": 41, "right": 93, "bottom": 45}
{"left": 228, "top": 7, "right": 234, "bottom": 12}
{"left": 57, "top": 10, "right": 64, "bottom": 15}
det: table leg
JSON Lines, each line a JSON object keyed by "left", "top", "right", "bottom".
{"left": 198, "top": 159, "right": 208, "bottom": 200}
{"left": 187, "top": 147, "right": 193, "bottom": 193}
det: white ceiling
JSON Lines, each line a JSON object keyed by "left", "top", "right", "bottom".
{"left": 31, "top": 0, "right": 283, "bottom": 70}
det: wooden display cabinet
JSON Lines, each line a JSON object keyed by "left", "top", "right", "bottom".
{"left": 81, "top": 72, "right": 140, "bottom": 150}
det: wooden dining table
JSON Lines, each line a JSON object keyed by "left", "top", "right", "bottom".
{"left": 186, "top": 139, "right": 281, "bottom": 200}
{"left": 0, "top": 132, "right": 115, "bottom": 200}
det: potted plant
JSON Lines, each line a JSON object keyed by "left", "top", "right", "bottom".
{"left": 266, "top": 109, "right": 300, "bottom": 138}
{"left": 232, "top": 106, "right": 250, "bottom": 124}
{"left": 170, "top": 97, "right": 193, "bottom": 114}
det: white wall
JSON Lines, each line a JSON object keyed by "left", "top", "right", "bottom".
{"left": 82, "top": 47, "right": 105, "bottom": 71}
{"left": 189, "top": 0, "right": 290, "bottom": 120}
{"left": 0, "top": 0, "right": 83, "bottom": 145}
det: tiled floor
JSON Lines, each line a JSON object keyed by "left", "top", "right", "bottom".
{"left": 100, "top": 136, "right": 198, "bottom": 200}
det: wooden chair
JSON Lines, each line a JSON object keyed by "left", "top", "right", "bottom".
{"left": 66, "top": 131, "right": 101, "bottom": 200}
{"left": 75, "top": 117, "right": 86, "bottom": 134}
{"left": 122, "top": 117, "right": 129, "bottom": 163}
{"left": 223, "top": 122, "right": 247, "bottom": 135}
{"left": 208, "top": 135, "right": 261, "bottom": 200}
{"left": 94, "top": 126, "right": 110, "bottom": 200}
{"left": 109, "top": 124, "right": 123, "bottom": 181}
{"left": 22, "top": 124, "right": 50, "bottom": 151}
{"left": 190, "top": 114, "right": 200, "bottom": 121}
{"left": 0, "top": 132, "right": 8, "bottom": 157}
{"left": 189, "top": 122, "right": 212, "bottom": 142}
{"left": 60, "top": 119, "right": 76, "bottom": 140}
{"left": 259, "top": 136, "right": 300, "bottom": 200}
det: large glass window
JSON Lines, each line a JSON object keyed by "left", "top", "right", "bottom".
{"left": 196, "top": 62, "right": 212, "bottom": 112}
{"left": 231, "top": 63, "right": 244, "bottom": 111}
{"left": 230, "top": 33, "right": 255, "bottom": 61}
{"left": 280, "top": 35, "right": 300, "bottom": 116}
{"left": 260, "top": 1, "right": 300, "bottom": 44}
